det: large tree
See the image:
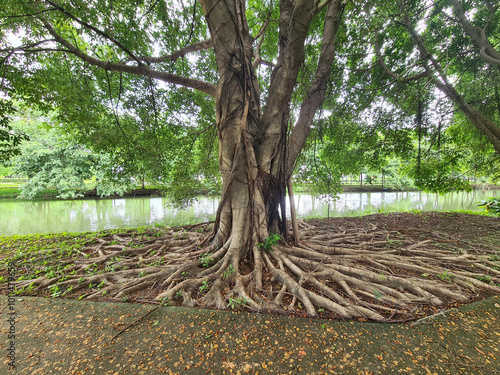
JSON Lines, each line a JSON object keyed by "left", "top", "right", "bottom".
{"left": 3, "top": 0, "right": 500, "bottom": 319}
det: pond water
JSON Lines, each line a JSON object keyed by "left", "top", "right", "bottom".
{"left": 0, "top": 189, "right": 498, "bottom": 236}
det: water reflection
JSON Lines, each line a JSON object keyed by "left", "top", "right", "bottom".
{"left": 0, "top": 190, "right": 498, "bottom": 236}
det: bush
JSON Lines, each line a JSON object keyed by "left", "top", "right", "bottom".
{"left": 478, "top": 197, "right": 500, "bottom": 217}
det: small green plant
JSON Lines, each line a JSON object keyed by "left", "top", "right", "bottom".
{"left": 258, "top": 233, "right": 281, "bottom": 252}
{"left": 84, "top": 263, "right": 98, "bottom": 274}
{"left": 222, "top": 265, "right": 235, "bottom": 279}
{"left": 175, "top": 291, "right": 183, "bottom": 299}
{"left": 181, "top": 271, "right": 188, "bottom": 279}
{"left": 200, "top": 252, "right": 213, "bottom": 268}
{"left": 475, "top": 275, "right": 492, "bottom": 283}
{"left": 138, "top": 271, "right": 147, "bottom": 278}
{"left": 199, "top": 280, "right": 210, "bottom": 293}
{"left": 159, "top": 297, "right": 171, "bottom": 306}
{"left": 63, "top": 285, "right": 74, "bottom": 295}
{"left": 373, "top": 290, "right": 383, "bottom": 299}
{"left": 49, "top": 285, "right": 62, "bottom": 298}
{"left": 437, "top": 270, "right": 453, "bottom": 282}
{"left": 227, "top": 297, "right": 247, "bottom": 309}
{"left": 150, "top": 259, "right": 164, "bottom": 266}
{"left": 386, "top": 238, "right": 402, "bottom": 248}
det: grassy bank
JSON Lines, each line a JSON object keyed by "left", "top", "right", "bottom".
{"left": 0, "top": 184, "right": 161, "bottom": 200}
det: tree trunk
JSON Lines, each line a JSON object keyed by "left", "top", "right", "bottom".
{"left": 199, "top": 0, "right": 293, "bottom": 290}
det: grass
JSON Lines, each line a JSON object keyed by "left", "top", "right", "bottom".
{"left": 0, "top": 187, "right": 20, "bottom": 198}
{"left": 0, "top": 181, "right": 161, "bottom": 200}
{"left": 0, "top": 186, "right": 61, "bottom": 199}
{"left": 0, "top": 178, "right": 27, "bottom": 183}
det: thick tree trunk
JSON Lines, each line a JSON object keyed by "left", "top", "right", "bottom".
{"left": 191, "top": 0, "right": 358, "bottom": 309}
{"left": 199, "top": 0, "right": 291, "bottom": 290}
{"left": 201, "top": 0, "right": 345, "bottom": 251}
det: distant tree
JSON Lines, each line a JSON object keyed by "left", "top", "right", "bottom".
{"left": 10, "top": 108, "right": 136, "bottom": 198}
{"left": 0, "top": 99, "right": 28, "bottom": 162}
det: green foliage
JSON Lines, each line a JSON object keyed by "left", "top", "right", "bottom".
{"left": 258, "top": 233, "right": 281, "bottom": 252}
{"left": 199, "top": 280, "right": 209, "bottom": 293}
{"left": 0, "top": 100, "right": 29, "bottom": 163}
{"left": 0, "top": 0, "right": 498, "bottom": 201}
{"left": 7, "top": 107, "right": 137, "bottom": 199}
{"left": 437, "top": 270, "right": 453, "bottom": 282}
{"left": 475, "top": 275, "right": 492, "bottom": 283}
{"left": 227, "top": 297, "right": 247, "bottom": 309}
{"left": 200, "top": 252, "right": 213, "bottom": 268}
{"left": 0, "top": 187, "right": 19, "bottom": 198}
{"left": 373, "top": 291, "right": 383, "bottom": 299}
{"left": 478, "top": 197, "right": 500, "bottom": 217}
{"left": 222, "top": 264, "right": 235, "bottom": 279}
{"left": 0, "top": 0, "right": 220, "bottom": 204}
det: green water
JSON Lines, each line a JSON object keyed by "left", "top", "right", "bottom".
{"left": 0, "top": 190, "right": 498, "bottom": 236}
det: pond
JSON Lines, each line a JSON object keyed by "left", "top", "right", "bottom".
{"left": 0, "top": 189, "right": 498, "bottom": 236}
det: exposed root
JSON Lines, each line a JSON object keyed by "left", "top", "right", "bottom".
{"left": 6, "top": 215, "right": 500, "bottom": 322}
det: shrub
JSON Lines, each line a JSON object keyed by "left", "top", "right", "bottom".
{"left": 478, "top": 197, "right": 500, "bottom": 217}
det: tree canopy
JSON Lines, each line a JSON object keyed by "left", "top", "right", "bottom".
{"left": 1, "top": 1, "right": 499, "bottom": 194}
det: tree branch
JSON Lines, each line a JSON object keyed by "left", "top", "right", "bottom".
{"left": 399, "top": 3, "right": 500, "bottom": 153}
{"left": 286, "top": 0, "right": 345, "bottom": 177}
{"left": 316, "top": 0, "right": 333, "bottom": 15}
{"left": 44, "top": 0, "right": 144, "bottom": 65}
{"left": 39, "top": 19, "right": 216, "bottom": 97}
{"left": 373, "top": 34, "right": 429, "bottom": 83}
{"left": 128, "top": 39, "right": 213, "bottom": 64}
{"left": 252, "top": 16, "right": 271, "bottom": 69}
{"left": 253, "top": 58, "right": 276, "bottom": 68}
{"left": 1, "top": 8, "right": 57, "bottom": 20}
{"left": 449, "top": 0, "right": 500, "bottom": 65}
{"left": 258, "top": 0, "right": 317, "bottom": 171}
{"left": 0, "top": 39, "right": 57, "bottom": 53}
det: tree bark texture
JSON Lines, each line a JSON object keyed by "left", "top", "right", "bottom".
{"left": 199, "top": 0, "right": 344, "bottom": 253}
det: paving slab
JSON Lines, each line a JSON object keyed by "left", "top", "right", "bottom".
{"left": 1, "top": 295, "right": 499, "bottom": 374}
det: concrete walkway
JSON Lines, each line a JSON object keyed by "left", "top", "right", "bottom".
{"left": 1, "top": 295, "right": 499, "bottom": 374}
